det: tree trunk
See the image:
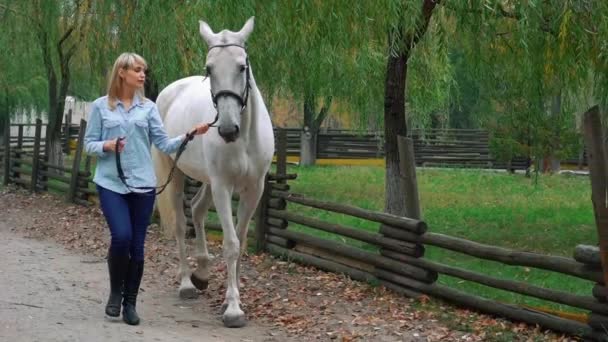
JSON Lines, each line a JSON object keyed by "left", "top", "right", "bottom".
{"left": 300, "top": 93, "right": 332, "bottom": 166}
{"left": 300, "top": 127, "right": 317, "bottom": 166}
{"left": 45, "top": 76, "right": 69, "bottom": 168}
{"left": 300, "top": 94, "right": 317, "bottom": 166}
{"left": 383, "top": 45, "right": 409, "bottom": 216}
{"left": 549, "top": 91, "right": 561, "bottom": 173}
{"left": 145, "top": 68, "right": 160, "bottom": 102}
{"left": 382, "top": 0, "right": 439, "bottom": 216}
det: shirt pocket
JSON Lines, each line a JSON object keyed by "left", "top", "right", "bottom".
{"left": 134, "top": 120, "right": 150, "bottom": 142}
{"left": 102, "top": 120, "right": 122, "bottom": 139}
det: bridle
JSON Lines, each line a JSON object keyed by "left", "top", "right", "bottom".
{"left": 114, "top": 43, "right": 251, "bottom": 195}
{"left": 204, "top": 44, "right": 251, "bottom": 128}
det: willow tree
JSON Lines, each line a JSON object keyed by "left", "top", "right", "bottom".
{"left": 444, "top": 1, "right": 607, "bottom": 173}
{"left": 0, "top": 2, "right": 48, "bottom": 141}
{"left": 0, "top": 0, "right": 97, "bottom": 165}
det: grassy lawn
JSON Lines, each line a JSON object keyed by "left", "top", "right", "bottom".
{"left": 280, "top": 165, "right": 596, "bottom": 314}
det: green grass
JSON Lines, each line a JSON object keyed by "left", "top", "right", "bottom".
{"left": 279, "top": 165, "right": 596, "bottom": 314}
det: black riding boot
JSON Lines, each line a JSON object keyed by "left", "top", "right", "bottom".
{"left": 122, "top": 259, "right": 144, "bottom": 325}
{"left": 105, "top": 252, "right": 129, "bottom": 317}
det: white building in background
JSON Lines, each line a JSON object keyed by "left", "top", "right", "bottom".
{"left": 10, "top": 96, "right": 92, "bottom": 138}
{"left": 63, "top": 96, "right": 93, "bottom": 124}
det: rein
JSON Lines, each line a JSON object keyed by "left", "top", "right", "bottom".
{"left": 115, "top": 128, "right": 197, "bottom": 195}
{"left": 114, "top": 43, "right": 250, "bottom": 195}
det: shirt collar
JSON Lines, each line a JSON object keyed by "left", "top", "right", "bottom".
{"left": 115, "top": 94, "right": 144, "bottom": 109}
{"left": 133, "top": 94, "right": 144, "bottom": 108}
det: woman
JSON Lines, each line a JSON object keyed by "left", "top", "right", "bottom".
{"left": 84, "top": 52, "right": 209, "bottom": 325}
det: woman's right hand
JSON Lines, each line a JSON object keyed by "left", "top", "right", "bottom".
{"left": 103, "top": 138, "right": 126, "bottom": 153}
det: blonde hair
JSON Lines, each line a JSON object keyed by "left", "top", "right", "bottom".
{"left": 107, "top": 52, "right": 148, "bottom": 110}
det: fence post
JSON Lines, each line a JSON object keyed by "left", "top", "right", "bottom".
{"left": 12, "top": 125, "right": 23, "bottom": 181}
{"left": 63, "top": 111, "right": 70, "bottom": 154}
{"left": 254, "top": 174, "right": 271, "bottom": 253}
{"left": 397, "top": 135, "right": 421, "bottom": 220}
{"left": 2, "top": 122, "right": 9, "bottom": 186}
{"left": 582, "top": 106, "right": 608, "bottom": 296}
{"left": 276, "top": 128, "right": 287, "bottom": 184}
{"left": 30, "top": 119, "right": 43, "bottom": 192}
{"left": 67, "top": 119, "right": 87, "bottom": 203}
{"left": 78, "top": 154, "right": 92, "bottom": 202}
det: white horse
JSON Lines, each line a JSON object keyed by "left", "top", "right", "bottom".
{"left": 153, "top": 17, "right": 274, "bottom": 328}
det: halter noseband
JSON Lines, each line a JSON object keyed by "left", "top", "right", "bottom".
{"left": 205, "top": 44, "right": 251, "bottom": 124}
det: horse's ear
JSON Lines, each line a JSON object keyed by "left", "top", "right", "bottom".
{"left": 199, "top": 20, "right": 215, "bottom": 45}
{"left": 238, "top": 17, "right": 255, "bottom": 42}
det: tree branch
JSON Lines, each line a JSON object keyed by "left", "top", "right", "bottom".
{"left": 409, "top": 0, "right": 442, "bottom": 48}
{"left": 58, "top": 27, "right": 75, "bottom": 48}
{"left": 314, "top": 96, "right": 333, "bottom": 130}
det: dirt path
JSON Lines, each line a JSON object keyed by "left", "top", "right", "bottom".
{"left": 0, "top": 219, "right": 285, "bottom": 342}
{"left": 0, "top": 188, "right": 576, "bottom": 341}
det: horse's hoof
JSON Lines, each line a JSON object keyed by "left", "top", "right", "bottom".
{"left": 179, "top": 286, "right": 198, "bottom": 300}
{"left": 191, "top": 273, "right": 209, "bottom": 290}
{"left": 223, "top": 312, "right": 247, "bottom": 328}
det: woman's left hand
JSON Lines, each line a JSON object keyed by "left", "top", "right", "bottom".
{"left": 192, "top": 123, "right": 210, "bottom": 135}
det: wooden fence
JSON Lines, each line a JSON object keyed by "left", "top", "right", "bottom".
{"left": 1, "top": 119, "right": 93, "bottom": 204}
{"left": 2, "top": 121, "right": 537, "bottom": 171}
{"left": 282, "top": 128, "right": 532, "bottom": 170}
{"left": 0, "top": 121, "right": 603, "bottom": 339}
{"left": 254, "top": 182, "right": 605, "bottom": 339}
{"left": 3, "top": 115, "right": 587, "bottom": 171}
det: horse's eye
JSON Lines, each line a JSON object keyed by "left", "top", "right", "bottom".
{"left": 206, "top": 66, "right": 212, "bottom": 75}
{"left": 240, "top": 65, "right": 247, "bottom": 73}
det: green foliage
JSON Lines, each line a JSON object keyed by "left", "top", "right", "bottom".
{"left": 2, "top": 0, "right": 607, "bottom": 158}
{"left": 442, "top": 1, "right": 601, "bottom": 161}
{"left": 0, "top": 0, "right": 47, "bottom": 120}
{"left": 285, "top": 164, "right": 595, "bottom": 312}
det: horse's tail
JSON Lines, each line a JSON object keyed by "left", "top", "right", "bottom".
{"left": 152, "top": 147, "right": 185, "bottom": 238}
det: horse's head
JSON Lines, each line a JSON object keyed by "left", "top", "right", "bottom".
{"left": 199, "top": 17, "right": 254, "bottom": 143}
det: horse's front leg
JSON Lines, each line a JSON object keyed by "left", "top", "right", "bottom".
{"left": 190, "top": 183, "right": 213, "bottom": 290}
{"left": 235, "top": 178, "right": 265, "bottom": 284}
{"left": 211, "top": 182, "right": 246, "bottom": 328}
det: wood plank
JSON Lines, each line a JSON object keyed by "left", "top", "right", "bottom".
{"left": 294, "top": 244, "right": 375, "bottom": 273}
{"left": 268, "top": 208, "right": 422, "bottom": 255}
{"left": 271, "top": 190, "right": 426, "bottom": 233}
{"left": 583, "top": 105, "right": 608, "bottom": 292}
{"left": 379, "top": 226, "right": 602, "bottom": 283}
{"left": 267, "top": 243, "right": 377, "bottom": 284}
{"left": 381, "top": 249, "right": 608, "bottom": 315}
{"left": 268, "top": 227, "right": 437, "bottom": 283}
{"left": 575, "top": 245, "right": 601, "bottom": 267}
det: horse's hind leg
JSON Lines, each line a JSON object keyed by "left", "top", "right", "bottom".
{"left": 153, "top": 150, "right": 195, "bottom": 299}
{"left": 173, "top": 173, "right": 199, "bottom": 299}
{"left": 190, "top": 184, "right": 213, "bottom": 290}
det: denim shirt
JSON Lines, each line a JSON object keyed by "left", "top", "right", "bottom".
{"left": 84, "top": 95, "right": 185, "bottom": 194}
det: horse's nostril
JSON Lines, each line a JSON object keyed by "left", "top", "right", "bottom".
{"left": 218, "top": 125, "right": 240, "bottom": 143}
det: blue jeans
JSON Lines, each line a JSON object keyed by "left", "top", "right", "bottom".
{"left": 97, "top": 185, "right": 155, "bottom": 262}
